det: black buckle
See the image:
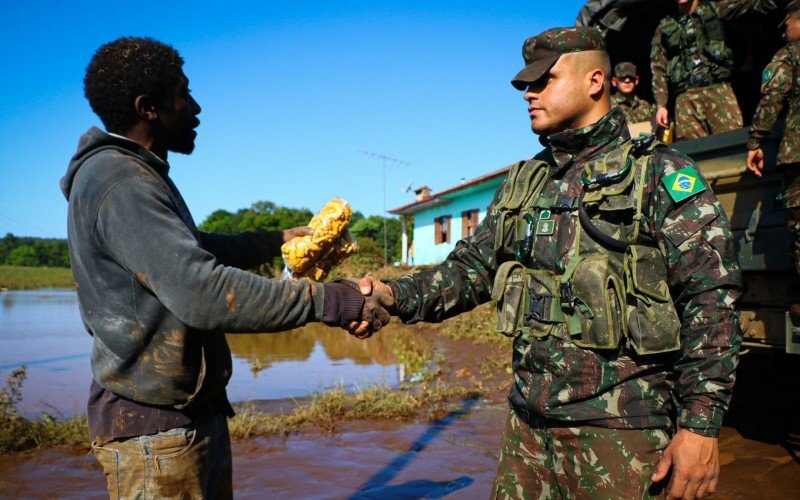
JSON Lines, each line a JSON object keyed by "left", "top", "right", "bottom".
{"left": 526, "top": 293, "right": 554, "bottom": 322}
{"left": 551, "top": 195, "right": 575, "bottom": 212}
{"left": 559, "top": 282, "right": 574, "bottom": 310}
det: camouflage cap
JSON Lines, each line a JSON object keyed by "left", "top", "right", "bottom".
{"left": 511, "top": 26, "right": 605, "bottom": 91}
{"left": 784, "top": 0, "right": 800, "bottom": 24}
{"left": 613, "top": 61, "right": 637, "bottom": 78}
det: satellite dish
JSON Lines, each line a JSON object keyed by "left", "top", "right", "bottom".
{"left": 403, "top": 180, "right": 414, "bottom": 193}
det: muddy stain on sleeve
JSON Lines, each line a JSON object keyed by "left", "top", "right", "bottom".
{"left": 226, "top": 290, "right": 237, "bottom": 313}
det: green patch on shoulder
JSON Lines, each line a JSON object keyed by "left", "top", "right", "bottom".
{"left": 762, "top": 67, "right": 775, "bottom": 83}
{"left": 662, "top": 166, "right": 706, "bottom": 203}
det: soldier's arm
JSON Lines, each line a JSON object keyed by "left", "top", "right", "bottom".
{"left": 748, "top": 47, "right": 792, "bottom": 151}
{"left": 649, "top": 149, "right": 744, "bottom": 437}
{"left": 715, "top": 0, "right": 776, "bottom": 20}
{"left": 650, "top": 25, "right": 669, "bottom": 109}
{"left": 387, "top": 201, "right": 500, "bottom": 324}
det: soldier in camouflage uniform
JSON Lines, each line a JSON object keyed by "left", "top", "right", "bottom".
{"left": 651, "top": 0, "right": 776, "bottom": 140}
{"left": 612, "top": 61, "right": 657, "bottom": 124}
{"left": 353, "top": 27, "right": 742, "bottom": 499}
{"left": 747, "top": 1, "right": 800, "bottom": 276}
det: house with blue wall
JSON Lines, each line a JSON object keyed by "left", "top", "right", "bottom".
{"left": 389, "top": 167, "right": 508, "bottom": 265}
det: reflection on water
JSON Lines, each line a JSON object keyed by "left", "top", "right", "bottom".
{"left": 0, "top": 290, "right": 404, "bottom": 417}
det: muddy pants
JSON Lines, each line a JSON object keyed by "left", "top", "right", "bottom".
{"left": 675, "top": 82, "right": 743, "bottom": 141}
{"left": 491, "top": 409, "right": 670, "bottom": 499}
{"left": 92, "top": 410, "right": 232, "bottom": 499}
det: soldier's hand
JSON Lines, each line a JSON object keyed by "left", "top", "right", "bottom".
{"left": 652, "top": 429, "right": 719, "bottom": 499}
{"left": 282, "top": 225, "right": 314, "bottom": 243}
{"left": 346, "top": 277, "right": 396, "bottom": 339}
{"left": 746, "top": 148, "right": 765, "bottom": 177}
{"left": 656, "top": 107, "right": 670, "bottom": 129}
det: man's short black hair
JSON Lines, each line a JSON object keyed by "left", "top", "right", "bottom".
{"left": 84, "top": 37, "right": 185, "bottom": 133}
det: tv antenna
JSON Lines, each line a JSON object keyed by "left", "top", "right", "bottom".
{"left": 359, "top": 151, "right": 411, "bottom": 266}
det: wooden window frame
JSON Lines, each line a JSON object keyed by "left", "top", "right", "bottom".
{"left": 434, "top": 215, "right": 451, "bottom": 245}
{"left": 461, "top": 209, "right": 479, "bottom": 238}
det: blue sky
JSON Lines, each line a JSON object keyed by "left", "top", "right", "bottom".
{"left": 0, "top": 1, "right": 586, "bottom": 238}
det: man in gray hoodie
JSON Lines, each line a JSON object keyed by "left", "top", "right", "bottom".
{"left": 61, "top": 37, "right": 389, "bottom": 498}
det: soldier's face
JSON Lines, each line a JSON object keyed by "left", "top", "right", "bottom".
{"left": 785, "top": 15, "right": 800, "bottom": 42}
{"left": 612, "top": 75, "right": 638, "bottom": 95}
{"left": 523, "top": 56, "right": 590, "bottom": 136}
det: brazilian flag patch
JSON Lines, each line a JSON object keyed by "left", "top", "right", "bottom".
{"left": 662, "top": 166, "right": 706, "bottom": 203}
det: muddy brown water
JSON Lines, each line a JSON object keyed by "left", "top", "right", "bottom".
{"left": 1, "top": 291, "right": 799, "bottom": 497}
{"left": 0, "top": 404, "right": 797, "bottom": 498}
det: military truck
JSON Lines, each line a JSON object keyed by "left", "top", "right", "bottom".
{"left": 577, "top": 0, "right": 800, "bottom": 355}
{"left": 673, "top": 125, "right": 800, "bottom": 355}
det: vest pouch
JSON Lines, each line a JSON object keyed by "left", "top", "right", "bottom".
{"left": 492, "top": 261, "right": 526, "bottom": 337}
{"left": 567, "top": 255, "right": 625, "bottom": 349}
{"left": 624, "top": 245, "right": 681, "bottom": 354}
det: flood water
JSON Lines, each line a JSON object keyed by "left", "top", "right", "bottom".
{"left": 0, "top": 289, "right": 402, "bottom": 417}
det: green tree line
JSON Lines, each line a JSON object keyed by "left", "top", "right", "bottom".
{"left": 2, "top": 200, "right": 408, "bottom": 269}
{"left": 0, "top": 234, "right": 70, "bottom": 268}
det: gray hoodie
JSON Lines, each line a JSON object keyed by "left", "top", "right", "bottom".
{"left": 61, "top": 127, "right": 324, "bottom": 409}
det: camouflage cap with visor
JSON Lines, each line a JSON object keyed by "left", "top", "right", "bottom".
{"left": 511, "top": 26, "right": 606, "bottom": 91}
{"left": 613, "top": 61, "right": 637, "bottom": 79}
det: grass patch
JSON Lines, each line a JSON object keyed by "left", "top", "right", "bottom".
{"left": 0, "top": 265, "right": 75, "bottom": 290}
{"left": 436, "top": 302, "right": 501, "bottom": 344}
{"left": 0, "top": 367, "right": 87, "bottom": 454}
{"left": 229, "top": 381, "right": 474, "bottom": 440}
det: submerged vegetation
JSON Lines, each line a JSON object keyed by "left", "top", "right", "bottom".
{"left": 0, "top": 367, "right": 87, "bottom": 453}
{"left": 229, "top": 381, "right": 474, "bottom": 439}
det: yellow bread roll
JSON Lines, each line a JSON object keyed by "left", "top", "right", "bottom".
{"left": 281, "top": 198, "right": 356, "bottom": 279}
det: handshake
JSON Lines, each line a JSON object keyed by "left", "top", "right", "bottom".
{"left": 320, "top": 277, "right": 396, "bottom": 339}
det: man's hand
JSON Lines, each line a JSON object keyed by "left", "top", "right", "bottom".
{"left": 656, "top": 107, "right": 670, "bottom": 128}
{"left": 652, "top": 429, "right": 720, "bottom": 499}
{"left": 282, "top": 225, "right": 313, "bottom": 242}
{"left": 347, "top": 277, "right": 396, "bottom": 339}
{"left": 746, "top": 148, "right": 765, "bottom": 177}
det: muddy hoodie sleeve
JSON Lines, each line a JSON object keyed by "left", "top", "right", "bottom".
{"left": 649, "top": 149, "right": 744, "bottom": 437}
{"left": 388, "top": 205, "right": 499, "bottom": 324}
{"left": 94, "top": 175, "right": 323, "bottom": 333}
{"left": 199, "top": 230, "right": 284, "bottom": 269}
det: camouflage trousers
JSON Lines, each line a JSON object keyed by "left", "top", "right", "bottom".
{"left": 91, "top": 410, "right": 232, "bottom": 499}
{"left": 491, "top": 409, "right": 670, "bottom": 499}
{"left": 675, "top": 82, "right": 743, "bottom": 141}
{"left": 782, "top": 164, "right": 800, "bottom": 275}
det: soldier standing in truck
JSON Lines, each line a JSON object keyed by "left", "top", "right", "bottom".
{"left": 651, "top": 0, "right": 776, "bottom": 140}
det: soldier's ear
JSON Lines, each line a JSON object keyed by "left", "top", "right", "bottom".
{"left": 587, "top": 68, "right": 606, "bottom": 98}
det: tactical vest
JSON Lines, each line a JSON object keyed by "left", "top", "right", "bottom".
{"left": 660, "top": 2, "right": 733, "bottom": 93}
{"left": 490, "top": 137, "right": 681, "bottom": 355}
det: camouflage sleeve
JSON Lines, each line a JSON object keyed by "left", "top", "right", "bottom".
{"left": 650, "top": 24, "right": 669, "bottom": 108}
{"left": 648, "top": 148, "right": 744, "bottom": 437}
{"left": 748, "top": 47, "right": 792, "bottom": 150}
{"left": 389, "top": 201, "right": 500, "bottom": 324}
{"left": 715, "top": 0, "right": 776, "bottom": 20}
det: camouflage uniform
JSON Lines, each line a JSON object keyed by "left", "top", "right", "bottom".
{"left": 387, "top": 106, "right": 742, "bottom": 497}
{"left": 612, "top": 93, "right": 657, "bottom": 124}
{"left": 650, "top": 0, "right": 775, "bottom": 140}
{"left": 748, "top": 41, "right": 800, "bottom": 272}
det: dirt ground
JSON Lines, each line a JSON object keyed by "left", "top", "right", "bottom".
{"left": 0, "top": 336, "right": 798, "bottom": 498}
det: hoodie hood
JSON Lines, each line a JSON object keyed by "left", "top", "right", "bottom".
{"left": 61, "top": 126, "right": 168, "bottom": 200}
